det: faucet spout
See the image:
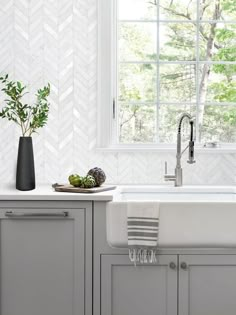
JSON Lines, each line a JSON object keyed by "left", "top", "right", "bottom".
{"left": 164, "top": 112, "right": 196, "bottom": 187}
{"left": 177, "top": 113, "right": 195, "bottom": 166}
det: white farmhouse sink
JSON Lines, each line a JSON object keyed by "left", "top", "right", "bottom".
{"left": 116, "top": 185, "right": 236, "bottom": 201}
{"left": 107, "top": 186, "right": 236, "bottom": 248}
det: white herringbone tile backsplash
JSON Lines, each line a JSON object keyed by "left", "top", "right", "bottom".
{"left": 0, "top": 0, "right": 235, "bottom": 186}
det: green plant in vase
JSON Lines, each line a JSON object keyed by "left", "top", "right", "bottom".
{"left": 0, "top": 74, "right": 50, "bottom": 136}
{"left": 0, "top": 74, "right": 50, "bottom": 191}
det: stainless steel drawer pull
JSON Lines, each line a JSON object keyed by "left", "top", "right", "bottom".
{"left": 5, "top": 211, "right": 69, "bottom": 218}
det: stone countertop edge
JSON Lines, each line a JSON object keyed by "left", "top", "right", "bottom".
{"left": 0, "top": 184, "right": 116, "bottom": 201}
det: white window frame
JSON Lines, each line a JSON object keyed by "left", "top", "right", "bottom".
{"left": 97, "top": 0, "right": 116, "bottom": 148}
{"left": 97, "top": 0, "right": 236, "bottom": 152}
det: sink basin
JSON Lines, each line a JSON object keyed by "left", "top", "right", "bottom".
{"left": 115, "top": 185, "right": 236, "bottom": 201}
{"left": 107, "top": 186, "right": 236, "bottom": 248}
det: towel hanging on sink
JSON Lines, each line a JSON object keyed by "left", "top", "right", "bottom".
{"left": 127, "top": 201, "right": 160, "bottom": 265}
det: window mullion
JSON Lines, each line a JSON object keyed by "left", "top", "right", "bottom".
{"left": 114, "top": 0, "right": 119, "bottom": 145}
{"left": 156, "top": 1, "right": 160, "bottom": 143}
{"left": 195, "top": 0, "right": 200, "bottom": 143}
{"left": 120, "top": 61, "right": 236, "bottom": 65}
{"left": 119, "top": 19, "right": 236, "bottom": 24}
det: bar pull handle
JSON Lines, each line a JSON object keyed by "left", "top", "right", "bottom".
{"left": 5, "top": 211, "right": 69, "bottom": 218}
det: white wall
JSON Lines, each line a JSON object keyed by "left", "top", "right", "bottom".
{"left": 0, "top": 0, "right": 235, "bottom": 185}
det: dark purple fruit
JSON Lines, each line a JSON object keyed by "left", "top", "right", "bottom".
{"left": 87, "top": 167, "right": 106, "bottom": 186}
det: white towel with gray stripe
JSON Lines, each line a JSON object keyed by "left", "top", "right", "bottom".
{"left": 127, "top": 201, "right": 160, "bottom": 264}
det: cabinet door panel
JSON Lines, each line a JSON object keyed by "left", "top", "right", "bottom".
{"left": 101, "top": 255, "right": 177, "bottom": 315}
{"left": 0, "top": 209, "right": 85, "bottom": 315}
{"left": 179, "top": 255, "right": 236, "bottom": 315}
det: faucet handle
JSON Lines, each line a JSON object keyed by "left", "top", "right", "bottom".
{"left": 164, "top": 161, "right": 176, "bottom": 182}
{"left": 165, "top": 161, "right": 168, "bottom": 174}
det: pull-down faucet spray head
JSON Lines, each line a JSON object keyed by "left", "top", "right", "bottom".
{"left": 187, "top": 120, "right": 195, "bottom": 164}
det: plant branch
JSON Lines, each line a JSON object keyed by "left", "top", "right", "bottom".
{"left": 0, "top": 76, "right": 50, "bottom": 137}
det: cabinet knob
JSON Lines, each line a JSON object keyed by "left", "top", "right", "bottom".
{"left": 169, "top": 262, "right": 176, "bottom": 270}
{"left": 180, "top": 262, "right": 188, "bottom": 270}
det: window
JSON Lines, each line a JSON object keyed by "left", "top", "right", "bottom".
{"left": 98, "top": 0, "right": 236, "bottom": 148}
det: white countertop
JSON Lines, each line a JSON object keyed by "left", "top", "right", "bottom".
{"left": 1, "top": 184, "right": 236, "bottom": 201}
{"left": 0, "top": 184, "right": 116, "bottom": 201}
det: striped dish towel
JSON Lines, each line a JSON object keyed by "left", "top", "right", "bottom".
{"left": 127, "top": 201, "right": 160, "bottom": 264}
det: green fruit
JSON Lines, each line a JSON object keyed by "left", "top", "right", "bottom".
{"left": 68, "top": 174, "right": 81, "bottom": 187}
{"left": 80, "top": 175, "right": 96, "bottom": 188}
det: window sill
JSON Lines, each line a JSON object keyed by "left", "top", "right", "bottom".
{"left": 95, "top": 144, "right": 236, "bottom": 154}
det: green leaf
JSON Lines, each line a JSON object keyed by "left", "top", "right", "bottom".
{"left": 17, "top": 81, "right": 21, "bottom": 90}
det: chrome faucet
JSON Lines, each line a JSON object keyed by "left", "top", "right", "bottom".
{"left": 164, "top": 113, "right": 195, "bottom": 187}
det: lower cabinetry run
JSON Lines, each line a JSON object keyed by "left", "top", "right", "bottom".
{"left": 3, "top": 201, "right": 236, "bottom": 315}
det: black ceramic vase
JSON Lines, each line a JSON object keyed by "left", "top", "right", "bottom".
{"left": 16, "top": 137, "right": 35, "bottom": 191}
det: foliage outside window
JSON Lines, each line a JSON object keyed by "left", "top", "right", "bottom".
{"left": 116, "top": 0, "right": 236, "bottom": 144}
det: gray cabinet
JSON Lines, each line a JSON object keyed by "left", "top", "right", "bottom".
{"left": 98, "top": 253, "right": 236, "bottom": 315}
{"left": 93, "top": 203, "right": 178, "bottom": 315}
{"left": 0, "top": 204, "right": 92, "bottom": 315}
{"left": 100, "top": 254, "right": 178, "bottom": 315}
{"left": 179, "top": 255, "right": 236, "bottom": 315}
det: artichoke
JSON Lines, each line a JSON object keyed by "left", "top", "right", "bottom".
{"left": 68, "top": 174, "right": 82, "bottom": 187}
{"left": 80, "top": 175, "right": 96, "bottom": 188}
{"left": 87, "top": 167, "right": 106, "bottom": 186}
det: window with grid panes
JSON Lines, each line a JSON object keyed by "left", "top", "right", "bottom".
{"left": 112, "top": 0, "right": 236, "bottom": 145}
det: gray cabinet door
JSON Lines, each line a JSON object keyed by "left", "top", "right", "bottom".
{"left": 101, "top": 254, "right": 178, "bottom": 315}
{"left": 0, "top": 208, "right": 86, "bottom": 315}
{"left": 179, "top": 254, "right": 236, "bottom": 315}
